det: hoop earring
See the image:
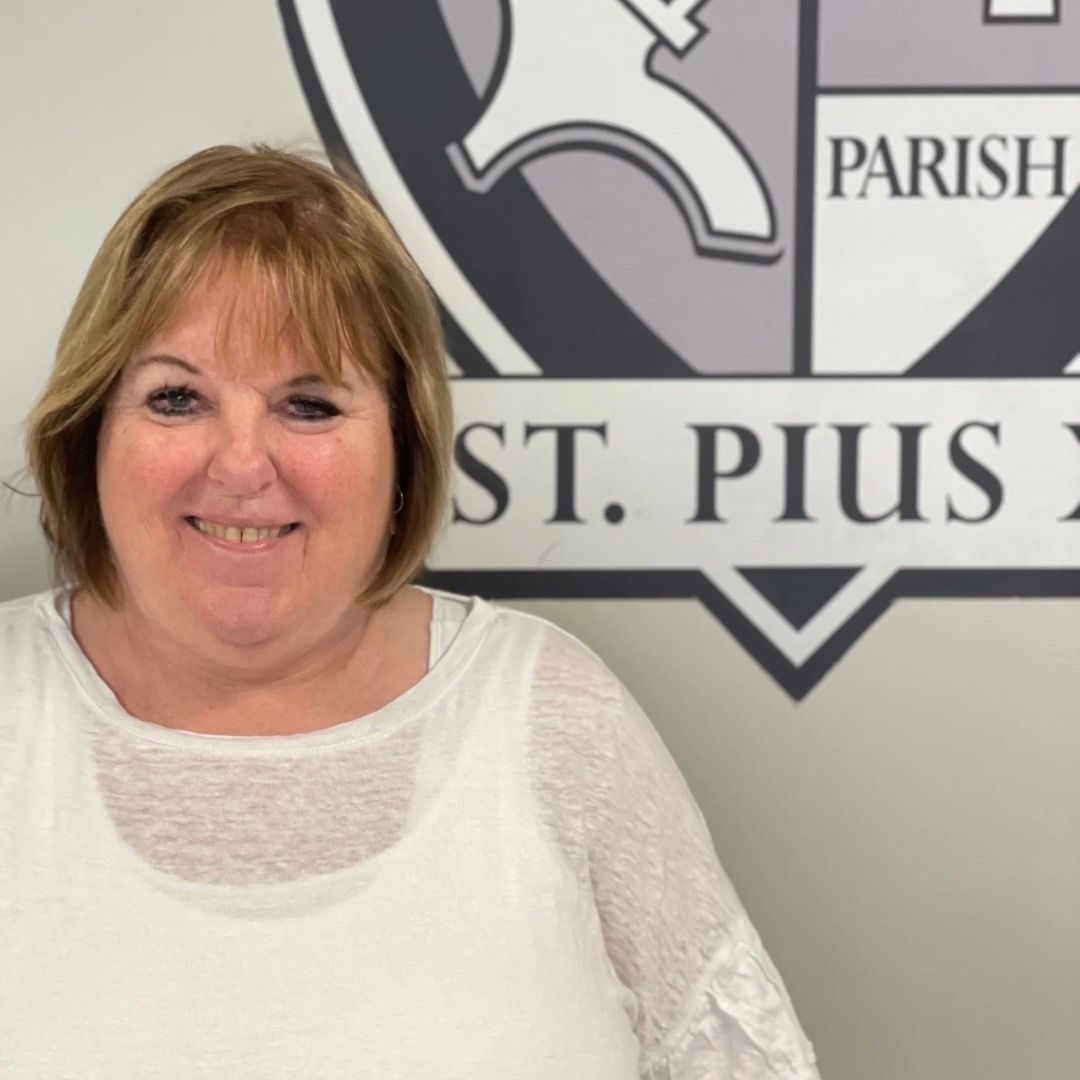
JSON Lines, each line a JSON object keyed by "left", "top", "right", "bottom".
{"left": 389, "top": 486, "right": 404, "bottom": 538}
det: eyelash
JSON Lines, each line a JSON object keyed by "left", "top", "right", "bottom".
{"left": 145, "top": 384, "right": 341, "bottom": 422}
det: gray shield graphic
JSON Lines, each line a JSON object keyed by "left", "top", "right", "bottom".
{"left": 281, "top": 0, "right": 1080, "bottom": 697}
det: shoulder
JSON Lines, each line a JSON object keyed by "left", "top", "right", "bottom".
{"left": 0, "top": 589, "right": 58, "bottom": 649}
{"left": 473, "top": 598, "right": 672, "bottom": 795}
{"left": 0, "top": 590, "right": 70, "bottom": 696}
{"left": 477, "top": 597, "right": 624, "bottom": 693}
{"left": 427, "top": 591, "right": 670, "bottom": 793}
{"left": 0, "top": 590, "right": 67, "bottom": 777}
{"left": 424, "top": 586, "right": 623, "bottom": 696}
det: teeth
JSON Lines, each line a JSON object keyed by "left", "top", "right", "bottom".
{"left": 192, "top": 519, "right": 292, "bottom": 543}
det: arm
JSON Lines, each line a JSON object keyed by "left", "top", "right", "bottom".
{"left": 526, "top": 626, "right": 819, "bottom": 1079}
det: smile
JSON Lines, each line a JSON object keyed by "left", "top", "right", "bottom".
{"left": 185, "top": 517, "right": 301, "bottom": 544}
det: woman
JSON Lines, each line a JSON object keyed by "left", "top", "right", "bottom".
{"left": 1, "top": 145, "right": 819, "bottom": 1079}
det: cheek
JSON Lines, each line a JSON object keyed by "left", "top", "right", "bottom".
{"left": 279, "top": 432, "right": 393, "bottom": 518}
{"left": 98, "top": 422, "right": 205, "bottom": 519}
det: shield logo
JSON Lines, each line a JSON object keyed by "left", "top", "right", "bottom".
{"left": 281, "top": 0, "right": 1080, "bottom": 698}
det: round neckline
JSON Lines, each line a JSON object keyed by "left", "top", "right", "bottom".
{"left": 78, "top": 692, "right": 484, "bottom": 921}
{"left": 40, "top": 585, "right": 496, "bottom": 757}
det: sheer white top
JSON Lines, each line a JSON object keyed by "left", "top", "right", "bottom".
{"left": 0, "top": 588, "right": 819, "bottom": 1079}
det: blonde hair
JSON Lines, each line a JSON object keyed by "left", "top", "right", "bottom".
{"left": 26, "top": 144, "right": 453, "bottom": 607}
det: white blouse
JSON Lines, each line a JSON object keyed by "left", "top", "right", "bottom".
{"left": 0, "top": 587, "right": 819, "bottom": 1079}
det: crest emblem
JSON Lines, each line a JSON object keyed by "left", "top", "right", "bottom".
{"left": 282, "top": 0, "right": 1080, "bottom": 697}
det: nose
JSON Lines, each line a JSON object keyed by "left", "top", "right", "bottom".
{"left": 205, "top": 411, "right": 277, "bottom": 496}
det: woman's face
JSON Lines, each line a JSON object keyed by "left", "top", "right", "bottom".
{"left": 96, "top": 263, "right": 396, "bottom": 648}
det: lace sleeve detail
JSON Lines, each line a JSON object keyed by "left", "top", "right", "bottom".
{"left": 640, "top": 912, "right": 819, "bottom": 1080}
{"left": 525, "top": 623, "right": 819, "bottom": 1078}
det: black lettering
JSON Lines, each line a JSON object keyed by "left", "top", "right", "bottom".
{"left": 452, "top": 423, "right": 509, "bottom": 525}
{"left": 775, "top": 424, "right": 815, "bottom": 522}
{"left": 838, "top": 424, "right": 928, "bottom": 523}
{"left": 1016, "top": 135, "right": 1068, "bottom": 198}
{"left": 829, "top": 137, "right": 867, "bottom": 198}
{"left": 955, "top": 136, "right": 972, "bottom": 198}
{"left": 858, "top": 137, "right": 903, "bottom": 198}
{"left": 908, "top": 136, "right": 950, "bottom": 197}
{"left": 947, "top": 422, "right": 1003, "bottom": 523}
{"left": 688, "top": 425, "right": 760, "bottom": 523}
{"left": 976, "top": 135, "right": 1010, "bottom": 199}
{"left": 523, "top": 422, "right": 607, "bottom": 524}
{"left": 1060, "top": 424, "right": 1080, "bottom": 520}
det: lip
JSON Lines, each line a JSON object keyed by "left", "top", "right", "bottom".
{"left": 186, "top": 514, "right": 300, "bottom": 530}
{"left": 183, "top": 516, "right": 301, "bottom": 552}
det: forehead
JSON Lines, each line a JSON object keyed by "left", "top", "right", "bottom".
{"left": 136, "top": 257, "right": 379, "bottom": 387}
{"left": 137, "top": 262, "right": 306, "bottom": 381}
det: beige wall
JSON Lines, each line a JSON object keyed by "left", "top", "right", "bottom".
{"left": 2, "top": 5, "right": 1078, "bottom": 1077}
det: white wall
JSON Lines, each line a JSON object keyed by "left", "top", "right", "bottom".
{"left": 2, "top": 5, "right": 1078, "bottom": 1078}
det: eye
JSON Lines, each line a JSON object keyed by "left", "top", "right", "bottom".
{"left": 283, "top": 396, "right": 341, "bottom": 422}
{"left": 146, "top": 384, "right": 202, "bottom": 417}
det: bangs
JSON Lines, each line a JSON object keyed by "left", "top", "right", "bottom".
{"left": 130, "top": 200, "right": 391, "bottom": 389}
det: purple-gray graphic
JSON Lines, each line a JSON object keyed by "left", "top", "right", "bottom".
{"left": 281, "top": 0, "right": 1080, "bottom": 697}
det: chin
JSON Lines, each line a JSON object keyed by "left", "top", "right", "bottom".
{"left": 189, "top": 586, "right": 291, "bottom": 645}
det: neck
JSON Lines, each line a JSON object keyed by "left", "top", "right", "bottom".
{"left": 71, "top": 586, "right": 430, "bottom": 736}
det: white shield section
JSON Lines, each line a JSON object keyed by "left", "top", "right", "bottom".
{"left": 436, "top": 378, "right": 1080, "bottom": 665}
{"left": 813, "top": 94, "right": 1080, "bottom": 374}
{"left": 986, "top": 0, "right": 1057, "bottom": 17}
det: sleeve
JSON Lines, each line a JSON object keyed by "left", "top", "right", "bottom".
{"left": 526, "top": 625, "right": 820, "bottom": 1080}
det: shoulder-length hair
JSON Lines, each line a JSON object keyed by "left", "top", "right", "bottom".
{"left": 25, "top": 144, "right": 453, "bottom": 607}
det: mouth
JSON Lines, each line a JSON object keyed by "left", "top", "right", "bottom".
{"left": 184, "top": 516, "right": 301, "bottom": 545}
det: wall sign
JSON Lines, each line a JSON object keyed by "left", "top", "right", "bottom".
{"left": 282, "top": 0, "right": 1080, "bottom": 698}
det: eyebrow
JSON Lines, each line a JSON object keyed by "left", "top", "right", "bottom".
{"left": 132, "top": 355, "right": 200, "bottom": 376}
{"left": 131, "top": 354, "right": 341, "bottom": 390}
